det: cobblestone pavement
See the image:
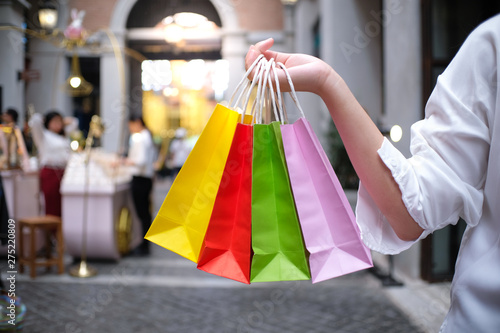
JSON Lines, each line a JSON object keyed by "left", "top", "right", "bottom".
{"left": 15, "top": 179, "right": 425, "bottom": 333}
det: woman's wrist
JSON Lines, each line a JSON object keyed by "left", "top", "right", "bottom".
{"left": 317, "top": 66, "right": 347, "bottom": 113}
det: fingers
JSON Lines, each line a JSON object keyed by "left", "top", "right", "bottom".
{"left": 245, "top": 38, "right": 273, "bottom": 72}
{"left": 246, "top": 38, "right": 288, "bottom": 82}
{"left": 254, "top": 38, "right": 275, "bottom": 55}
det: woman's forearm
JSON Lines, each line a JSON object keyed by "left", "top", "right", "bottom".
{"left": 319, "top": 70, "right": 423, "bottom": 241}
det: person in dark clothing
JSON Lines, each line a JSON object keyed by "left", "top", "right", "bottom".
{"left": 126, "top": 115, "right": 155, "bottom": 255}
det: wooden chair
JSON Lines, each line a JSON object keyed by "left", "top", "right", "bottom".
{"left": 18, "top": 215, "right": 64, "bottom": 278}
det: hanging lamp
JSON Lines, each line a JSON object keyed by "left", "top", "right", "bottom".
{"left": 63, "top": 53, "right": 93, "bottom": 97}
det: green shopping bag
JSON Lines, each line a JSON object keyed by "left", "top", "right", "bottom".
{"left": 250, "top": 121, "right": 311, "bottom": 282}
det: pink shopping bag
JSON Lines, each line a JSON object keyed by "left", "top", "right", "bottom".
{"left": 278, "top": 63, "right": 373, "bottom": 283}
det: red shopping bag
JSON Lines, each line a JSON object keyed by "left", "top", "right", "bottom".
{"left": 197, "top": 121, "right": 253, "bottom": 284}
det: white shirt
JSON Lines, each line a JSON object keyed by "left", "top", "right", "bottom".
{"left": 356, "top": 15, "right": 500, "bottom": 332}
{"left": 29, "top": 113, "right": 77, "bottom": 168}
{"left": 169, "top": 138, "right": 191, "bottom": 168}
{"left": 128, "top": 129, "right": 155, "bottom": 178}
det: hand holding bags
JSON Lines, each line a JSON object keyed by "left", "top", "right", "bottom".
{"left": 146, "top": 55, "right": 372, "bottom": 284}
{"left": 278, "top": 63, "right": 373, "bottom": 283}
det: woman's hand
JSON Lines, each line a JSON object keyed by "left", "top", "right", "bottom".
{"left": 245, "top": 38, "right": 340, "bottom": 96}
{"left": 63, "top": 117, "right": 76, "bottom": 126}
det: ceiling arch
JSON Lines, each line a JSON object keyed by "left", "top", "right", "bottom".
{"left": 126, "top": 0, "right": 222, "bottom": 28}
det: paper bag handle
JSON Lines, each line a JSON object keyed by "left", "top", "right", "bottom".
{"left": 277, "top": 62, "right": 306, "bottom": 119}
{"left": 241, "top": 57, "right": 267, "bottom": 124}
{"left": 253, "top": 58, "right": 280, "bottom": 125}
{"left": 229, "top": 54, "right": 265, "bottom": 110}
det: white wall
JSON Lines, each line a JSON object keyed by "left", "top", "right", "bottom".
{"left": 25, "top": 2, "right": 72, "bottom": 118}
{"left": 289, "top": 0, "right": 385, "bottom": 149}
{"left": 0, "top": 2, "right": 26, "bottom": 122}
{"left": 100, "top": 33, "right": 128, "bottom": 154}
{"left": 383, "top": 0, "right": 423, "bottom": 280}
{"left": 323, "top": 0, "right": 383, "bottom": 125}
{"left": 25, "top": 40, "right": 72, "bottom": 117}
{"left": 383, "top": 0, "right": 423, "bottom": 158}
{"left": 293, "top": 0, "right": 327, "bottom": 142}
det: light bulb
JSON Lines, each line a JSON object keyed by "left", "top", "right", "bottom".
{"left": 70, "top": 140, "right": 79, "bottom": 151}
{"left": 70, "top": 76, "right": 81, "bottom": 88}
{"left": 390, "top": 125, "right": 403, "bottom": 143}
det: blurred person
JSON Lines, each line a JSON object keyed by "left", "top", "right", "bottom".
{"left": 246, "top": 14, "right": 500, "bottom": 332}
{"left": 126, "top": 114, "right": 155, "bottom": 256}
{"left": 167, "top": 127, "right": 191, "bottom": 177}
{"left": 2, "top": 108, "right": 18, "bottom": 126}
{"left": 0, "top": 108, "right": 30, "bottom": 170}
{"left": 29, "top": 110, "right": 78, "bottom": 217}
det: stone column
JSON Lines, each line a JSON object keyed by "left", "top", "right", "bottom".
{"left": 100, "top": 31, "right": 129, "bottom": 153}
{"left": 383, "top": 0, "right": 422, "bottom": 280}
{"left": 0, "top": 1, "right": 26, "bottom": 122}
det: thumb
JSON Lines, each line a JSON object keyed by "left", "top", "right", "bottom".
{"left": 245, "top": 38, "right": 275, "bottom": 71}
{"left": 255, "top": 38, "right": 274, "bottom": 54}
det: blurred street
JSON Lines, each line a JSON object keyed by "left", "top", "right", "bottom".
{"left": 18, "top": 252, "right": 424, "bottom": 333}
{"left": 14, "top": 179, "right": 432, "bottom": 333}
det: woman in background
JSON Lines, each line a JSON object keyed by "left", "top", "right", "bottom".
{"left": 29, "top": 111, "right": 78, "bottom": 217}
{"left": 127, "top": 114, "right": 155, "bottom": 256}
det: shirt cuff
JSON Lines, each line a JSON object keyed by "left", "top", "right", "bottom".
{"left": 355, "top": 138, "right": 431, "bottom": 255}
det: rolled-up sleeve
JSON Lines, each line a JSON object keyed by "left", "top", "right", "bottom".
{"left": 356, "top": 26, "right": 495, "bottom": 254}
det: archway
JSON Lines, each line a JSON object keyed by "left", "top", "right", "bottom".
{"left": 101, "top": 0, "right": 246, "bottom": 153}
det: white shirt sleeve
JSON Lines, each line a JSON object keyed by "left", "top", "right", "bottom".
{"left": 28, "top": 113, "right": 45, "bottom": 151}
{"left": 356, "top": 20, "right": 495, "bottom": 255}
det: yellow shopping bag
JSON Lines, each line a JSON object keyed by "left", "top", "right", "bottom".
{"left": 145, "top": 104, "right": 240, "bottom": 262}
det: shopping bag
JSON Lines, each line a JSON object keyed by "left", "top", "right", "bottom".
{"left": 197, "top": 121, "right": 253, "bottom": 284}
{"left": 250, "top": 120, "right": 311, "bottom": 282}
{"left": 145, "top": 55, "right": 265, "bottom": 263}
{"left": 145, "top": 104, "right": 240, "bottom": 262}
{"left": 278, "top": 63, "right": 373, "bottom": 283}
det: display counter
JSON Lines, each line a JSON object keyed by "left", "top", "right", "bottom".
{"left": 61, "top": 150, "right": 142, "bottom": 260}
{"left": 1, "top": 168, "right": 42, "bottom": 255}
{"left": 1, "top": 168, "right": 40, "bottom": 219}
